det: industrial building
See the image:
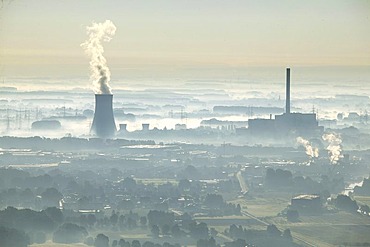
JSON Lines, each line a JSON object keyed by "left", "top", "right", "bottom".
{"left": 248, "top": 68, "right": 323, "bottom": 137}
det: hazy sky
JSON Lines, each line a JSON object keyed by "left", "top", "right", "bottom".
{"left": 0, "top": 0, "right": 369, "bottom": 79}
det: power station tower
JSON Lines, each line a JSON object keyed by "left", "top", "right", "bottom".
{"left": 90, "top": 94, "right": 117, "bottom": 138}
{"left": 286, "top": 67, "right": 291, "bottom": 114}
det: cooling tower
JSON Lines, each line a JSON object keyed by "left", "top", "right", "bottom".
{"left": 91, "top": 94, "right": 117, "bottom": 138}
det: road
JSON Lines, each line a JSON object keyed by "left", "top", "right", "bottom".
{"left": 236, "top": 171, "right": 248, "bottom": 194}
{"left": 240, "top": 211, "right": 322, "bottom": 247}
{"left": 236, "top": 171, "right": 323, "bottom": 247}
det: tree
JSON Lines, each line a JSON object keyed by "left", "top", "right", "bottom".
{"left": 147, "top": 210, "right": 174, "bottom": 228}
{"left": 127, "top": 217, "right": 137, "bottom": 229}
{"left": 118, "top": 239, "right": 125, "bottom": 247}
{"left": 0, "top": 207, "right": 55, "bottom": 233}
{"left": 87, "top": 214, "right": 97, "bottom": 227}
{"left": 283, "top": 229, "right": 293, "bottom": 241}
{"left": 266, "top": 224, "right": 281, "bottom": 237}
{"left": 197, "top": 237, "right": 216, "bottom": 247}
{"left": 53, "top": 223, "right": 88, "bottom": 244}
{"left": 140, "top": 216, "right": 147, "bottom": 227}
{"left": 171, "top": 224, "right": 182, "bottom": 238}
{"left": 20, "top": 188, "right": 34, "bottom": 203}
{"left": 286, "top": 210, "right": 299, "bottom": 222}
{"left": 265, "top": 168, "right": 293, "bottom": 188}
{"left": 180, "top": 165, "right": 200, "bottom": 179}
{"left": 43, "top": 207, "right": 64, "bottom": 224}
{"left": 142, "top": 241, "right": 155, "bottom": 247}
{"left": 41, "top": 188, "right": 63, "bottom": 207}
{"left": 224, "top": 239, "right": 246, "bottom": 247}
{"left": 178, "top": 179, "right": 191, "bottom": 191}
{"left": 161, "top": 224, "right": 170, "bottom": 235}
{"left": 204, "top": 194, "right": 224, "bottom": 209}
{"left": 335, "top": 195, "right": 359, "bottom": 212}
{"left": 121, "top": 177, "right": 137, "bottom": 191}
{"left": 85, "top": 236, "right": 94, "bottom": 246}
{"left": 110, "top": 212, "right": 118, "bottom": 226}
{"left": 31, "top": 231, "right": 46, "bottom": 244}
{"left": 151, "top": 225, "right": 160, "bottom": 238}
{"left": 132, "top": 240, "right": 141, "bottom": 247}
{"left": 95, "top": 233, "right": 109, "bottom": 247}
{"left": 139, "top": 216, "right": 148, "bottom": 227}
{"left": 229, "top": 224, "right": 239, "bottom": 239}
{"left": 189, "top": 222, "right": 209, "bottom": 240}
{"left": 0, "top": 226, "right": 29, "bottom": 247}
{"left": 210, "top": 228, "right": 218, "bottom": 237}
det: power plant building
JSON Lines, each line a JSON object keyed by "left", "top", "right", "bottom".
{"left": 248, "top": 68, "right": 323, "bottom": 137}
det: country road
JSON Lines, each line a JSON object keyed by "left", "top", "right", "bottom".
{"left": 235, "top": 171, "right": 325, "bottom": 247}
{"left": 236, "top": 171, "right": 248, "bottom": 194}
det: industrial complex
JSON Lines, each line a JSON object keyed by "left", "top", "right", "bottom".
{"left": 248, "top": 68, "right": 323, "bottom": 138}
{"left": 89, "top": 68, "right": 323, "bottom": 140}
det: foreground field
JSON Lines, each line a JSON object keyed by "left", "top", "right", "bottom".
{"left": 230, "top": 191, "right": 292, "bottom": 218}
{"left": 30, "top": 194, "right": 370, "bottom": 247}
{"left": 355, "top": 195, "right": 370, "bottom": 207}
{"left": 230, "top": 191, "right": 370, "bottom": 247}
{"left": 31, "top": 241, "right": 88, "bottom": 247}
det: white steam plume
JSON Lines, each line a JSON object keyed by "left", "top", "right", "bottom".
{"left": 322, "top": 133, "right": 343, "bottom": 165}
{"left": 296, "top": 137, "right": 319, "bottom": 159}
{"left": 81, "top": 20, "right": 116, "bottom": 94}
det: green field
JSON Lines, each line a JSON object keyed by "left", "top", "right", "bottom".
{"left": 31, "top": 193, "right": 370, "bottom": 247}
{"left": 229, "top": 192, "right": 292, "bottom": 217}
{"left": 355, "top": 195, "right": 370, "bottom": 207}
{"left": 228, "top": 192, "right": 370, "bottom": 247}
{"left": 135, "top": 178, "right": 178, "bottom": 186}
{"left": 194, "top": 215, "right": 263, "bottom": 229}
{"left": 31, "top": 241, "right": 88, "bottom": 247}
{"left": 289, "top": 224, "right": 370, "bottom": 246}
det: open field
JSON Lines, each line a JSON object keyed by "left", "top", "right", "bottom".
{"left": 230, "top": 192, "right": 292, "bottom": 217}
{"left": 135, "top": 178, "right": 178, "bottom": 186}
{"left": 274, "top": 212, "right": 370, "bottom": 246}
{"left": 229, "top": 191, "right": 370, "bottom": 247}
{"left": 194, "top": 215, "right": 263, "bottom": 227}
{"left": 31, "top": 241, "right": 88, "bottom": 247}
{"left": 120, "top": 233, "right": 151, "bottom": 240}
{"left": 355, "top": 195, "right": 370, "bottom": 207}
{"left": 289, "top": 225, "right": 370, "bottom": 246}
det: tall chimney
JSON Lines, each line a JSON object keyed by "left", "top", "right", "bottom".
{"left": 286, "top": 67, "right": 291, "bottom": 114}
{"left": 91, "top": 94, "right": 117, "bottom": 138}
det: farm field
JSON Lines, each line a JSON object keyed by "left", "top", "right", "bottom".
{"left": 31, "top": 241, "right": 88, "bottom": 247}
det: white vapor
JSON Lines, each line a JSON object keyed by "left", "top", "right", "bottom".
{"left": 296, "top": 137, "right": 319, "bottom": 159}
{"left": 81, "top": 20, "right": 116, "bottom": 94}
{"left": 322, "top": 133, "right": 343, "bottom": 165}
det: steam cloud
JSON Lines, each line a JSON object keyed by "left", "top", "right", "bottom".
{"left": 296, "top": 137, "right": 319, "bottom": 159}
{"left": 322, "top": 133, "right": 343, "bottom": 165}
{"left": 81, "top": 20, "right": 116, "bottom": 94}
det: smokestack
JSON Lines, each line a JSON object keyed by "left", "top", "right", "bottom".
{"left": 91, "top": 94, "right": 117, "bottom": 138}
{"left": 286, "top": 67, "right": 291, "bottom": 114}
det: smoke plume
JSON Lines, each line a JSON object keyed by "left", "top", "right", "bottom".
{"left": 81, "top": 20, "right": 116, "bottom": 94}
{"left": 322, "top": 133, "right": 343, "bottom": 165}
{"left": 296, "top": 137, "right": 319, "bottom": 159}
